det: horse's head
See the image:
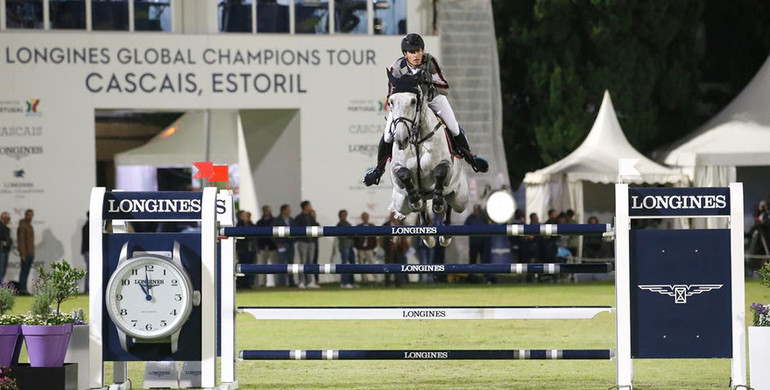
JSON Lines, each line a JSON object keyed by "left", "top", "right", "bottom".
{"left": 387, "top": 71, "right": 423, "bottom": 150}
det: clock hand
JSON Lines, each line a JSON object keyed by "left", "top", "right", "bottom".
{"left": 144, "top": 269, "right": 152, "bottom": 301}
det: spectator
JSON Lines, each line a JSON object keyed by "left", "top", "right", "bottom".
{"left": 412, "top": 215, "right": 434, "bottom": 284}
{"left": 382, "top": 212, "right": 409, "bottom": 287}
{"left": 17, "top": 209, "right": 34, "bottom": 295}
{"left": 293, "top": 201, "right": 319, "bottom": 288}
{"left": 331, "top": 209, "right": 357, "bottom": 288}
{"left": 236, "top": 210, "right": 257, "bottom": 289}
{"left": 273, "top": 204, "right": 295, "bottom": 287}
{"left": 464, "top": 205, "right": 487, "bottom": 283}
{"left": 81, "top": 212, "right": 89, "bottom": 293}
{"left": 255, "top": 206, "right": 277, "bottom": 288}
{"left": 583, "top": 216, "right": 605, "bottom": 259}
{"left": 0, "top": 212, "right": 11, "bottom": 284}
{"left": 354, "top": 212, "right": 379, "bottom": 284}
{"left": 309, "top": 209, "right": 320, "bottom": 286}
{"left": 545, "top": 209, "right": 558, "bottom": 224}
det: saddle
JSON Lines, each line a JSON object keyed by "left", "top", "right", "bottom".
{"left": 434, "top": 117, "right": 464, "bottom": 159}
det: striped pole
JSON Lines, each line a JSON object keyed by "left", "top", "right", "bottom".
{"left": 237, "top": 263, "right": 613, "bottom": 275}
{"left": 221, "top": 223, "right": 612, "bottom": 238}
{"left": 240, "top": 349, "right": 614, "bottom": 360}
{"left": 239, "top": 306, "right": 614, "bottom": 320}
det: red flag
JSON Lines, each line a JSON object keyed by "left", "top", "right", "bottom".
{"left": 212, "top": 165, "right": 229, "bottom": 183}
{"left": 193, "top": 161, "right": 214, "bottom": 179}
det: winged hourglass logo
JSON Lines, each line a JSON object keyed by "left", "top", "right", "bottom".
{"left": 638, "top": 284, "right": 723, "bottom": 304}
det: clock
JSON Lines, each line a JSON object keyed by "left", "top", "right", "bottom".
{"left": 105, "top": 241, "right": 200, "bottom": 353}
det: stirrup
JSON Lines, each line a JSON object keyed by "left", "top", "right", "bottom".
{"left": 471, "top": 156, "right": 489, "bottom": 173}
{"left": 363, "top": 167, "right": 383, "bottom": 186}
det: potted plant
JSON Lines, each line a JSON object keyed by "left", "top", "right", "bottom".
{"left": 21, "top": 260, "right": 85, "bottom": 367}
{"left": 749, "top": 262, "right": 770, "bottom": 389}
{"left": 0, "top": 284, "right": 22, "bottom": 367}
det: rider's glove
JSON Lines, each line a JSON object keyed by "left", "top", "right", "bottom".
{"left": 363, "top": 167, "right": 383, "bottom": 186}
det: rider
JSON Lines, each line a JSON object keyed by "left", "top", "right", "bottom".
{"left": 363, "top": 33, "right": 489, "bottom": 186}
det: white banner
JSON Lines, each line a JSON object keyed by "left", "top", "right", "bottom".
{"left": 0, "top": 32, "right": 443, "bottom": 281}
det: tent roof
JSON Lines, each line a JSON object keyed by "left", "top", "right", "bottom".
{"left": 524, "top": 91, "right": 687, "bottom": 185}
{"left": 659, "top": 54, "right": 770, "bottom": 167}
{"left": 115, "top": 110, "right": 239, "bottom": 166}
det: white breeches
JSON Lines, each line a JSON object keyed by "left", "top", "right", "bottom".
{"left": 428, "top": 95, "right": 460, "bottom": 137}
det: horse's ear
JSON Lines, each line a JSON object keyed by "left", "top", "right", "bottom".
{"left": 386, "top": 69, "right": 396, "bottom": 84}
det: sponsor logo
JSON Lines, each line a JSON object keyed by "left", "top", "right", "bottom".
{"left": 348, "top": 144, "right": 379, "bottom": 157}
{"left": 25, "top": 98, "right": 41, "bottom": 116}
{"left": 348, "top": 124, "right": 384, "bottom": 134}
{"left": 638, "top": 284, "right": 723, "bottom": 304}
{"left": 0, "top": 100, "right": 23, "bottom": 114}
{"left": 13, "top": 169, "right": 24, "bottom": 178}
{"left": 107, "top": 198, "right": 202, "bottom": 214}
{"left": 135, "top": 279, "right": 165, "bottom": 287}
{"left": 0, "top": 126, "right": 43, "bottom": 137}
{"left": 347, "top": 99, "right": 379, "bottom": 113}
{"left": 630, "top": 195, "right": 727, "bottom": 211}
{"left": 391, "top": 226, "right": 438, "bottom": 235}
{"left": 402, "top": 310, "right": 446, "bottom": 318}
{"left": 403, "top": 351, "right": 449, "bottom": 359}
{"left": 148, "top": 370, "right": 172, "bottom": 377}
{"left": 0, "top": 146, "right": 43, "bottom": 160}
{"left": 400, "top": 264, "right": 444, "bottom": 272}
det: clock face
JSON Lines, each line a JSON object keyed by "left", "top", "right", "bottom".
{"left": 106, "top": 255, "right": 193, "bottom": 339}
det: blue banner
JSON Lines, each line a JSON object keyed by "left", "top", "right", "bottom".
{"left": 628, "top": 187, "right": 729, "bottom": 217}
{"left": 103, "top": 192, "right": 203, "bottom": 220}
{"left": 630, "top": 229, "right": 732, "bottom": 358}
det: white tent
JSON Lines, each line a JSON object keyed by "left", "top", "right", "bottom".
{"left": 115, "top": 110, "right": 239, "bottom": 166}
{"left": 658, "top": 54, "right": 770, "bottom": 187}
{"left": 114, "top": 109, "right": 258, "bottom": 215}
{"left": 524, "top": 90, "right": 688, "bottom": 226}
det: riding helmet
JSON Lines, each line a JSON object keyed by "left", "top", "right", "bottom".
{"left": 401, "top": 33, "right": 425, "bottom": 52}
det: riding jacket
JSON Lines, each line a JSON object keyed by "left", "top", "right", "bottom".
{"left": 387, "top": 53, "right": 449, "bottom": 101}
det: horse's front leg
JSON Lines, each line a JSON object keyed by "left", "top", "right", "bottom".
{"left": 394, "top": 167, "right": 423, "bottom": 211}
{"left": 432, "top": 161, "right": 451, "bottom": 214}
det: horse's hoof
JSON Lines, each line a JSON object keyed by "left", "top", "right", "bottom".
{"left": 432, "top": 197, "right": 446, "bottom": 214}
{"left": 422, "top": 236, "right": 436, "bottom": 248}
{"left": 439, "top": 236, "right": 453, "bottom": 247}
{"left": 409, "top": 199, "right": 423, "bottom": 211}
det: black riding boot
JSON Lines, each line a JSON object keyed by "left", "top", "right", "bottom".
{"left": 363, "top": 136, "right": 393, "bottom": 186}
{"left": 453, "top": 127, "right": 489, "bottom": 173}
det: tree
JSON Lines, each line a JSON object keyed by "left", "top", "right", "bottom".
{"left": 493, "top": 0, "right": 707, "bottom": 185}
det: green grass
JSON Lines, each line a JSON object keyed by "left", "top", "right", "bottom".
{"left": 13, "top": 279, "right": 770, "bottom": 389}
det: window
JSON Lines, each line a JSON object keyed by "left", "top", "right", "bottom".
{"left": 135, "top": 0, "right": 171, "bottom": 31}
{"left": 334, "top": 0, "right": 365, "bottom": 34}
{"left": 374, "top": 0, "right": 405, "bottom": 35}
{"left": 219, "top": 0, "right": 252, "bottom": 33}
{"left": 6, "top": 0, "right": 43, "bottom": 29}
{"left": 257, "top": 0, "right": 288, "bottom": 33}
{"left": 50, "top": 0, "right": 86, "bottom": 29}
{"left": 295, "top": 0, "right": 327, "bottom": 34}
{"left": 92, "top": 0, "right": 129, "bottom": 31}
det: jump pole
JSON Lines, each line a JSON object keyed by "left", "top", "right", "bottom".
{"left": 237, "top": 263, "right": 613, "bottom": 275}
{"left": 240, "top": 349, "right": 614, "bottom": 360}
{"left": 240, "top": 306, "right": 613, "bottom": 320}
{"left": 221, "top": 223, "right": 612, "bottom": 238}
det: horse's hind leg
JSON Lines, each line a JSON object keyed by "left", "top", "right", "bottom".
{"left": 394, "top": 167, "right": 422, "bottom": 211}
{"left": 432, "top": 161, "right": 450, "bottom": 214}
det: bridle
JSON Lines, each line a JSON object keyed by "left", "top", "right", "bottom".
{"left": 388, "top": 89, "right": 442, "bottom": 148}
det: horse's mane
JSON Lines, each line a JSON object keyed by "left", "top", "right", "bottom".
{"left": 389, "top": 72, "right": 421, "bottom": 95}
